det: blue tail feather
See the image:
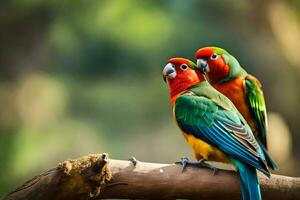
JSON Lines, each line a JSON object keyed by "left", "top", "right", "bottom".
{"left": 232, "top": 158, "right": 261, "bottom": 200}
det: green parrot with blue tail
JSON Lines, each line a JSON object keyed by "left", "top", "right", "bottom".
{"left": 163, "top": 58, "right": 271, "bottom": 200}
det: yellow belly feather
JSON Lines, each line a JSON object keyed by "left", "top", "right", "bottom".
{"left": 182, "top": 132, "right": 231, "bottom": 163}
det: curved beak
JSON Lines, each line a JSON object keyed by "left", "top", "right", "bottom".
{"left": 163, "top": 63, "right": 176, "bottom": 82}
{"left": 196, "top": 59, "right": 209, "bottom": 74}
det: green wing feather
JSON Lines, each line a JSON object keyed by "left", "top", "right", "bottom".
{"left": 244, "top": 75, "right": 268, "bottom": 148}
{"left": 174, "top": 89, "right": 270, "bottom": 176}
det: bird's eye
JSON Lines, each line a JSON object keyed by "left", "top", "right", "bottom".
{"left": 180, "top": 64, "right": 188, "bottom": 70}
{"left": 210, "top": 53, "right": 218, "bottom": 60}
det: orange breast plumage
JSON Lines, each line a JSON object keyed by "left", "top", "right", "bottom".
{"left": 212, "top": 77, "right": 258, "bottom": 137}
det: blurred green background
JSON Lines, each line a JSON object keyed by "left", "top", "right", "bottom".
{"left": 1, "top": 0, "right": 300, "bottom": 196}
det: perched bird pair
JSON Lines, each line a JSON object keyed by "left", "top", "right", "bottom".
{"left": 163, "top": 47, "right": 278, "bottom": 200}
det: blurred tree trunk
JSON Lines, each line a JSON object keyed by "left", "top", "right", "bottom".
{"left": 0, "top": 2, "right": 51, "bottom": 80}
{"left": 250, "top": 0, "right": 300, "bottom": 168}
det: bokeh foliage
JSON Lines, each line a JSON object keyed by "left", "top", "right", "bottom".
{"left": 0, "top": 0, "right": 300, "bottom": 196}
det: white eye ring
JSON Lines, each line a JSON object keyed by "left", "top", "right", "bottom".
{"left": 180, "top": 64, "right": 188, "bottom": 70}
{"left": 210, "top": 53, "right": 218, "bottom": 60}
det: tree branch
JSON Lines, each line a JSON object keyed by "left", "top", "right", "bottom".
{"left": 3, "top": 153, "right": 300, "bottom": 200}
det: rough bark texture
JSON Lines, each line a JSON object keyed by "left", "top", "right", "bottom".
{"left": 2, "top": 153, "right": 300, "bottom": 200}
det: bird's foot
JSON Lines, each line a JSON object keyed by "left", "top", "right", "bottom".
{"left": 195, "top": 159, "right": 218, "bottom": 175}
{"left": 128, "top": 156, "right": 138, "bottom": 166}
{"left": 175, "top": 157, "right": 218, "bottom": 175}
{"left": 175, "top": 156, "right": 191, "bottom": 172}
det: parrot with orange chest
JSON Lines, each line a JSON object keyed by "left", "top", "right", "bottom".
{"left": 163, "top": 57, "right": 271, "bottom": 200}
{"left": 194, "top": 47, "right": 278, "bottom": 170}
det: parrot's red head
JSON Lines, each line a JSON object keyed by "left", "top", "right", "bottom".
{"left": 194, "top": 47, "right": 230, "bottom": 83}
{"left": 163, "top": 58, "right": 205, "bottom": 99}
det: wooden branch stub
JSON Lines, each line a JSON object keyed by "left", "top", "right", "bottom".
{"left": 3, "top": 154, "right": 112, "bottom": 200}
{"left": 3, "top": 153, "right": 300, "bottom": 200}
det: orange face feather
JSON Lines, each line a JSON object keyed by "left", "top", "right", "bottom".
{"left": 163, "top": 58, "right": 204, "bottom": 106}
{"left": 195, "top": 47, "right": 230, "bottom": 83}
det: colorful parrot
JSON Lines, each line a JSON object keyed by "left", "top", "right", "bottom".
{"left": 194, "top": 47, "right": 278, "bottom": 170}
{"left": 163, "top": 58, "right": 270, "bottom": 200}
